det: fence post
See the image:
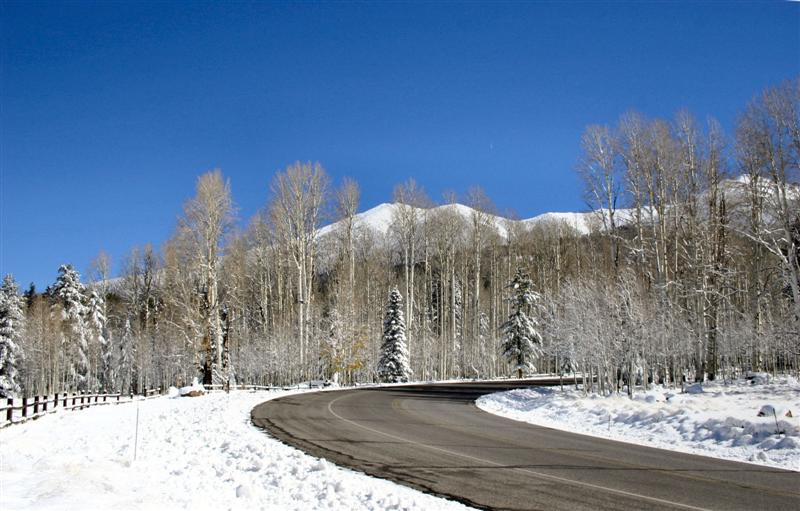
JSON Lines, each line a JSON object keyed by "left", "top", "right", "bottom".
{"left": 117, "top": 394, "right": 120, "bottom": 403}
{"left": 63, "top": 392, "right": 68, "bottom": 407}
{"left": 21, "top": 397, "right": 27, "bottom": 418}
{"left": 72, "top": 393, "right": 76, "bottom": 407}
{"left": 103, "top": 394, "right": 107, "bottom": 403}
{"left": 52, "top": 393, "right": 57, "bottom": 409}
{"left": 6, "top": 398, "right": 12, "bottom": 422}
{"left": 42, "top": 395, "right": 48, "bottom": 413}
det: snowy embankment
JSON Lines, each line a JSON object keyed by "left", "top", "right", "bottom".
{"left": 1, "top": 389, "right": 473, "bottom": 511}
{"left": 477, "top": 376, "right": 800, "bottom": 471}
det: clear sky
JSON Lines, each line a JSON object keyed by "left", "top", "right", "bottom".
{"left": 1, "top": 1, "right": 798, "bottom": 289}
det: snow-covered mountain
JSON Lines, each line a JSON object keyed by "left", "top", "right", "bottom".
{"left": 317, "top": 202, "right": 600, "bottom": 241}
{"left": 317, "top": 203, "right": 399, "bottom": 239}
{"left": 316, "top": 175, "right": 799, "bottom": 243}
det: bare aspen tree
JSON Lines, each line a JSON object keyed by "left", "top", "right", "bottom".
{"left": 269, "top": 162, "right": 329, "bottom": 376}
{"left": 649, "top": 119, "right": 677, "bottom": 288}
{"left": 391, "top": 179, "right": 430, "bottom": 363}
{"left": 335, "top": 177, "right": 360, "bottom": 383}
{"left": 466, "top": 186, "right": 496, "bottom": 362}
{"left": 673, "top": 111, "right": 706, "bottom": 378}
{"left": 619, "top": 112, "right": 652, "bottom": 275}
{"left": 737, "top": 79, "right": 800, "bottom": 325}
{"left": 702, "top": 117, "right": 730, "bottom": 380}
{"left": 179, "top": 169, "right": 235, "bottom": 385}
{"left": 577, "top": 124, "right": 622, "bottom": 269}
{"left": 337, "top": 178, "right": 360, "bottom": 320}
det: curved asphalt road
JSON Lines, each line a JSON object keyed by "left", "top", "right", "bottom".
{"left": 251, "top": 380, "right": 800, "bottom": 511}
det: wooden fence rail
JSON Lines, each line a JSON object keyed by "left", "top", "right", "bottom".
{"left": 1, "top": 388, "right": 163, "bottom": 428}
{"left": 202, "top": 383, "right": 282, "bottom": 392}
{"left": 2, "top": 384, "right": 285, "bottom": 428}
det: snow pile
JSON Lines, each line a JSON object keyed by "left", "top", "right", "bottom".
{"left": 178, "top": 377, "right": 205, "bottom": 396}
{"left": 477, "top": 377, "right": 800, "bottom": 471}
{"left": 1, "top": 390, "right": 472, "bottom": 511}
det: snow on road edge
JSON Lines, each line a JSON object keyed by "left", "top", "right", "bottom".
{"left": 1, "top": 389, "right": 474, "bottom": 511}
{"left": 476, "top": 377, "right": 800, "bottom": 472}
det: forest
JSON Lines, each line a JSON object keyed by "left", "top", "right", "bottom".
{"left": 1, "top": 77, "right": 798, "bottom": 398}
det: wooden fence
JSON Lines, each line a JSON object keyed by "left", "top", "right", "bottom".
{"left": 202, "top": 383, "right": 283, "bottom": 392}
{"left": 1, "top": 383, "right": 299, "bottom": 428}
{"left": 1, "top": 388, "right": 162, "bottom": 428}
{"left": 202, "top": 382, "right": 327, "bottom": 392}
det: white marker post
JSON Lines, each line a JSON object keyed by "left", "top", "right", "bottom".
{"left": 133, "top": 396, "right": 140, "bottom": 462}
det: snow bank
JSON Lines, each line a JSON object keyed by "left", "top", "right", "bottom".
{"left": 1, "top": 390, "right": 473, "bottom": 511}
{"left": 477, "top": 377, "right": 800, "bottom": 471}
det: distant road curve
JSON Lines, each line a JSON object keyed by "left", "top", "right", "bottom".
{"left": 251, "top": 380, "right": 800, "bottom": 511}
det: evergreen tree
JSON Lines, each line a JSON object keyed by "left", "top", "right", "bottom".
{"left": 377, "top": 287, "right": 412, "bottom": 383}
{"left": 0, "top": 274, "right": 25, "bottom": 397}
{"left": 118, "top": 318, "right": 134, "bottom": 394}
{"left": 322, "top": 308, "right": 346, "bottom": 384}
{"left": 500, "top": 268, "right": 542, "bottom": 379}
{"left": 86, "top": 290, "right": 109, "bottom": 391}
{"left": 453, "top": 277, "right": 464, "bottom": 376}
{"left": 51, "top": 265, "right": 89, "bottom": 391}
{"left": 477, "top": 312, "right": 492, "bottom": 375}
{"left": 23, "top": 283, "right": 36, "bottom": 309}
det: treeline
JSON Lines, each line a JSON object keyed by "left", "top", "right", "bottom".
{"left": 0, "top": 78, "right": 797, "bottom": 398}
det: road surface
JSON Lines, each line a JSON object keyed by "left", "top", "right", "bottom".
{"left": 251, "top": 380, "right": 800, "bottom": 510}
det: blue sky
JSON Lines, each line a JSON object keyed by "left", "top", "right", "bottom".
{"left": 1, "top": 1, "right": 798, "bottom": 289}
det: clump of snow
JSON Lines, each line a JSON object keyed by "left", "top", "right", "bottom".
{"left": 167, "top": 386, "right": 180, "bottom": 398}
{"left": 747, "top": 372, "right": 772, "bottom": 385}
{"left": 685, "top": 383, "right": 705, "bottom": 394}
{"left": 477, "top": 377, "right": 800, "bottom": 471}
{"left": 757, "top": 404, "right": 793, "bottom": 419}
{"left": 1, "top": 389, "right": 473, "bottom": 510}
{"left": 178, "top": 377, "right": 205, "bottom": 396}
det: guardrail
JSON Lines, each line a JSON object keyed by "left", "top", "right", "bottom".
{"left": 1, "top": 388, "right": 162, "bottom": 428}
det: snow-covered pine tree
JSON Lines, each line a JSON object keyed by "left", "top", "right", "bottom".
{"left": 51, "top": 265, "right": 90, "bottom": 391}
{"left": 377, "top": 287, "right": 412, "bottom": 383}
{"left": 500, "top": 268, "right": 543, "bottom": 379}
{"left": 322, "top": 308, "right": 346, "bottom": 384}
{"left": 0, "top": 274, "right": 25, "bottom": 397}
{"left": 86, "top": 290, "right": 109, "bottom": 391}
{"left": 477, "top": 312, "right": 492, "bottom": 376}
{"left": 453, "top": 277, "right": 464, "bottom": 377}
{"left": 118, "top": 318, "right": 134, "bottom": 394}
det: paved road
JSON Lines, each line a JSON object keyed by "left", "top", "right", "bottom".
{"left": 251, "top": 380, "right": 800, "bottom": 510}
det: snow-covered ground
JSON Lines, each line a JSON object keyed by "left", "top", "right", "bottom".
{"left": 1, "top": 389, "right": 473, "bottom": 511}
{"left": 477, "top": 375, "right": 800, "bottom": 471}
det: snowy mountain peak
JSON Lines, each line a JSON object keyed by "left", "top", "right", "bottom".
{"left": 318, "top": 201, "right": 596, "bottom": 241}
